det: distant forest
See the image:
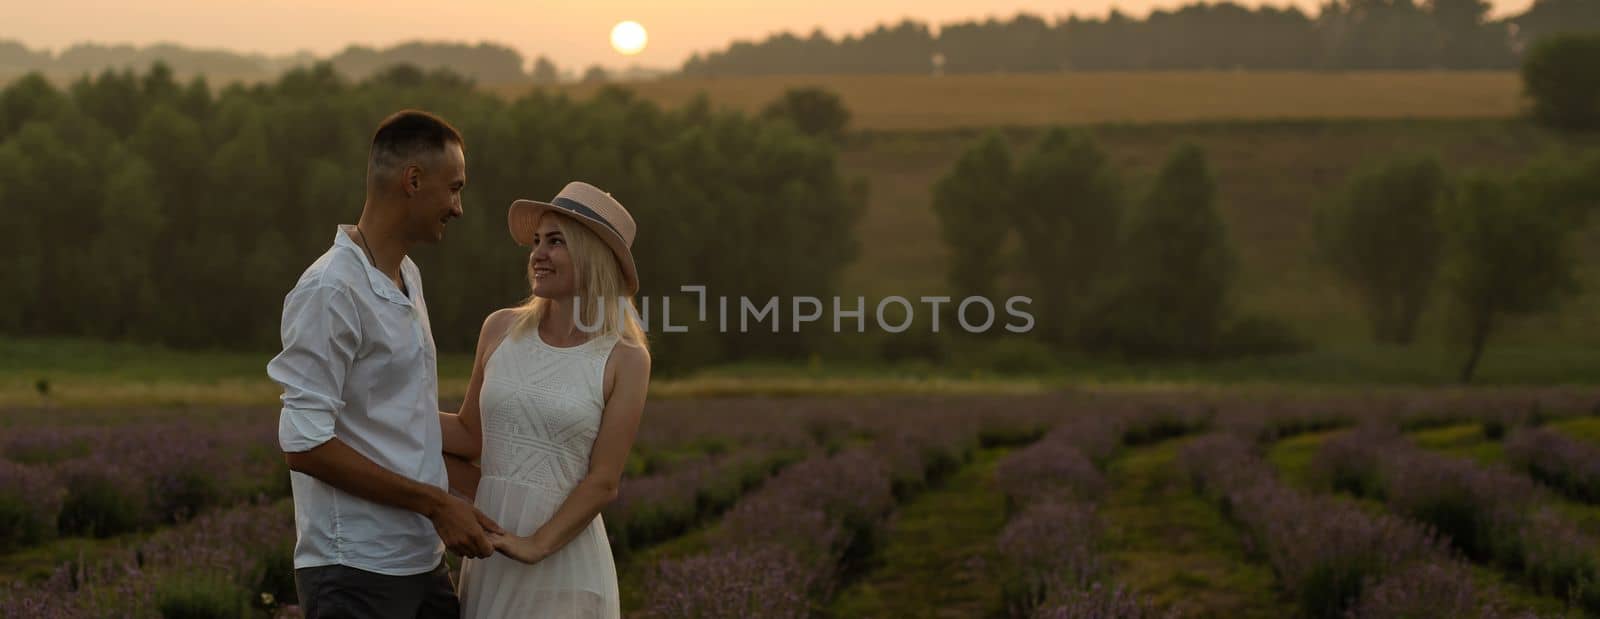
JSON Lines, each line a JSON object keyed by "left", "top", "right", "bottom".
{"left": 0, "top": 40, "right": 573, "bottom": 84}
{"left": 4, "top": 0, "right": 1599, "bottom": 82}
{"left": 686, "top": 0, "right": 1600, "bottom": 74}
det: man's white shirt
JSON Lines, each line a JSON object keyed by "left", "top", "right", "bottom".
{"left": 268, "top": 225, "right": 447, "bottom": 576}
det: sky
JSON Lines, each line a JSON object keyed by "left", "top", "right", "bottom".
{"left": 5, "top": 0, "right": 1539, "bottom": 71}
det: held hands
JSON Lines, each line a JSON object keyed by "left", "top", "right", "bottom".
{"left": 489, "top": 531, "right": 551, "bottom": 564}
{"left": 429, "top": 492, "right": 506, "bottom": 559}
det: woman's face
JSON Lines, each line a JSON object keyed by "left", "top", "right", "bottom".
{"left": 529, "top": 214, "right": 577, "bottom": 299}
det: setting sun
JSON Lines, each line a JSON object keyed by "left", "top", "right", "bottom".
{"left": 610, "top": 20, "right": 648, "bottom": 56}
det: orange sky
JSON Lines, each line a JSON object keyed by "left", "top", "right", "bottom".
{"left": 6, "top": 0, "right": 1537, "bottom": 71}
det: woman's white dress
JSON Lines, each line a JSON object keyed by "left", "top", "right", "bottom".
{"left": 459, "top": 329, "right": 621, "bottom": 618}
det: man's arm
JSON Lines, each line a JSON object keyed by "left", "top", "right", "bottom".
{"left": 269, "top": 283, "right": 501, "bottom": 558}
{"left": 285, "top": 439, "right": 500, "bottom": 557}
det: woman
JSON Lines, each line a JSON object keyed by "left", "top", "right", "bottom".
{"left": 439, "top": 181, "right": 651, "bottom": 619}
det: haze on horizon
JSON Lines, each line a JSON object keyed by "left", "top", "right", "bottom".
{"left": 6, "top": 0, "right": 1538, "bottom": 72}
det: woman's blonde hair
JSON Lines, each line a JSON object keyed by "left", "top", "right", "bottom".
{"left": 510, "top": 211, "right": 648, "bottom": 351}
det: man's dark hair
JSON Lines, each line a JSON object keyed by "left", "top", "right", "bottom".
{"left": 368, "top": 109, "right": 464, "bottom": 181}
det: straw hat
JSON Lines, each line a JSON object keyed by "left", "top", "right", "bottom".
{"left": 508, "top": 181, "right": 639, "bottom": 294}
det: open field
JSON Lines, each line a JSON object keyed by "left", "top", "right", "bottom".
{"left": 8, "top": 334, "right": 1600, "bottom": 410}
{"left": 6, "top": 389, "right": 1598, "bottom": 617}
{"left": 514, "top": 72, "right": 1528, "bottom": 131}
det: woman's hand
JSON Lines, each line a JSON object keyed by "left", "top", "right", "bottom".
{"left": 489, "top": 532, "right": 551, "bottom": 564}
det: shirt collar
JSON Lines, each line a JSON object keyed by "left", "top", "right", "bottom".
{"left": 336, "top": 225, "right": 414, "bottom": 306}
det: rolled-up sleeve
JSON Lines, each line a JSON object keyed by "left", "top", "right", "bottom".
{"left": 269, "top": 284, "right": 361, "bottom": 453}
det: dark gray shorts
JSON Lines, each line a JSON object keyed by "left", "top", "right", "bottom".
{"left": 295, "top": 561, "right": 459, "bottom": 619}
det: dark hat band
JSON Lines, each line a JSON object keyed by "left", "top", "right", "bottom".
{"left": 551, "top": 196, "right": 622, "bottom": 239}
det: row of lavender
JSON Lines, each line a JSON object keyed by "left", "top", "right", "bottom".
{"left": 0, "top": 421, "right": 286, "bottom": 551}
{"left": 1504, "top": 426, "right": 1600, "bottom": 504}
{"left": 992, "top": 412, "right": 1173, "bottom": 619}
{"left": 639, "top": 422, "right": 981, "bottom": 617}
{"left": 1, "top": 441, "right": 811, "bottom": 618}
{"left": 1314, "top": 425, "right": 1600, "bottom": 612}
{"left": 0, "top": 499, "right": 298, "bottom": 618}
{"left": 1180, "top": 432, "right": 1515, "bottom": 618}
{"left": 0, "top": 397, "right": 868, "bottom": 554}
{"left": 604, "top": 449, "right": 803, "bottom": 560}
{"left": 1195, "top": 387, "right": 1597, "bottom": 446}
{"left": 2, "top": 387, "right": 1575, "bottom": 552}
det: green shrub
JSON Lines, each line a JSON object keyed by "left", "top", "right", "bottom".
{"left": 58, "top": 466, "right": 148, "bottom": 537}
{"left": 154, "top": 570, "right": 249, "bottom": 619}
{"left": 1522, "top": 33, "right": 1600, "bottom": 131}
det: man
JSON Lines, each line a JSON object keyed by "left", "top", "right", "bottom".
{"left": 268, "top": 109, "right": 502, "bottom": 618}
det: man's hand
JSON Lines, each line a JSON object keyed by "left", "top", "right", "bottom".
{"left": 428, "top": 493, "right": 499, "bottom": 558}
{"left": 476, "top": 508, "right": 506, "bottom": 536}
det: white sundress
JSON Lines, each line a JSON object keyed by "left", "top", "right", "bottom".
{"left": 459, "top": 328, "right": 621, "bottom": 619}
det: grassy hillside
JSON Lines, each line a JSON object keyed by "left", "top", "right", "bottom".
{"left": 522, "top": 72, "right": 1525, "bottom": 131}
{"left": 836, "top": 119, "right": 1600, "bottom": 354}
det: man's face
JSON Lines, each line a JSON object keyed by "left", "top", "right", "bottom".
{"left": 408, "top": 142, "right": 465, "bottom": 244}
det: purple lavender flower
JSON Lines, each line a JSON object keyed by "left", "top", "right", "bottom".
{"left": 1347, "top": 561, "right": 1504, "bottom": 619}
{"left": 1034, "top": 582, "right": 1172, "bottom": 619}
{"left": 644, "top": 545, "right": 818, "bottom": 619}
{"left": 1181, "top": 433, "right": 1457, "bottom": 618}
{"left": 0, "top": 458, "right": 64, "bottom": 550}
{"left": 1505, "top": 427, "right": 1600, "bottom": 503}
{"left": 998, "top": 498, "right": 1104, "bottom": 614}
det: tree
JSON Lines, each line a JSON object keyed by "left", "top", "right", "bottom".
{"left": 1, "top": 120, "right": 101, "bottom": 335}
{"left": 1509, "top": 149, "right": 1600, "bottom": 225}
{"left": 1319, "top": 0, "right": 1443, "bottom": 69}
{"left": 1084, "top": 143, "right": 1233, "bottom": 359}
{"left": 761, "top": 87, "right": 851, "bottom": 141}
{"left": 0, "top": 63, "right": 866, "bottom": 374}
{"left": 582, "top": 65, "right": 610, "bottom": 83}
{"left": 531, "top": 56, "right": 560, "bottom": 84}
{"left": 0, "top": 73, "right": 64, "bottom": 141}
{"left": 69, "top": 68, "right": 144, "bottom": 138}
{"left": 930, "top": 132, "right": 1014, "bottom": 302}
{"left": 87, "top": 149, "right": 165, "bottom": 338}
{"left": 1429, "top": 0, "right": 1512, "bottom": 68}
{"left": 1010, "top": 129, "right": 1123, "bottom": 345}
{"left": 1441, "top": 174, "right": 1578, "bottom": 382}
{"left": 1315, "top": 155, "right": 1447, "bottom": 344}
{"left": 1513, "top": 0, "right": 1600, "bottom": 52}
{"left": 1522, "top": 33, "right": 1600, "bottom": 131}
{"left": 0, "top": 142, "right": 30, "bottom": 330}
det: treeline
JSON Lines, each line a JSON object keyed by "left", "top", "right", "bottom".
{"left": 0, "top": 63, "right": 864, "bottom": 374}
{"left": 0, "top": 40, "right": 572, "bottom": 84}
{"left": 683, "top": 0, "right": 1600, "bottom": 75}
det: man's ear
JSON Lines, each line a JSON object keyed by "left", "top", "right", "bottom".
{"left": 404, "top": 164, "right": 423, "bottom": 196}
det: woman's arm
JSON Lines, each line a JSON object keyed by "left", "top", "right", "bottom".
{"left": 492, "top": 342, "right": 650, "bottom": 564}
{"left": 443, "top": 452, "right": 481, "bottom": 501}
{"left": 440, "top": 309, "right": 517, "bottom": 460}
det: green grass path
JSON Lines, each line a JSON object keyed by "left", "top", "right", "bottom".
{"left": 827, "top": 447, "right": 1012, "bottom": 618}
{"left": 1549, "top": 416, "right": 1600, "bottom": 446}
{"left": 1100, "top": 438, "right": 1292, "bottom": 618}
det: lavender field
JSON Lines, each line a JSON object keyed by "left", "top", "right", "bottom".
{"left": 3, "top": 388, "right": 1600, "bottom": 618}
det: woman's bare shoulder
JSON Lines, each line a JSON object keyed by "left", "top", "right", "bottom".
{"left": 476, "top": 308, "right": 522, "bottom": 359}
{"left": 607, "top": 339, "right": 651, "bottom": 377}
